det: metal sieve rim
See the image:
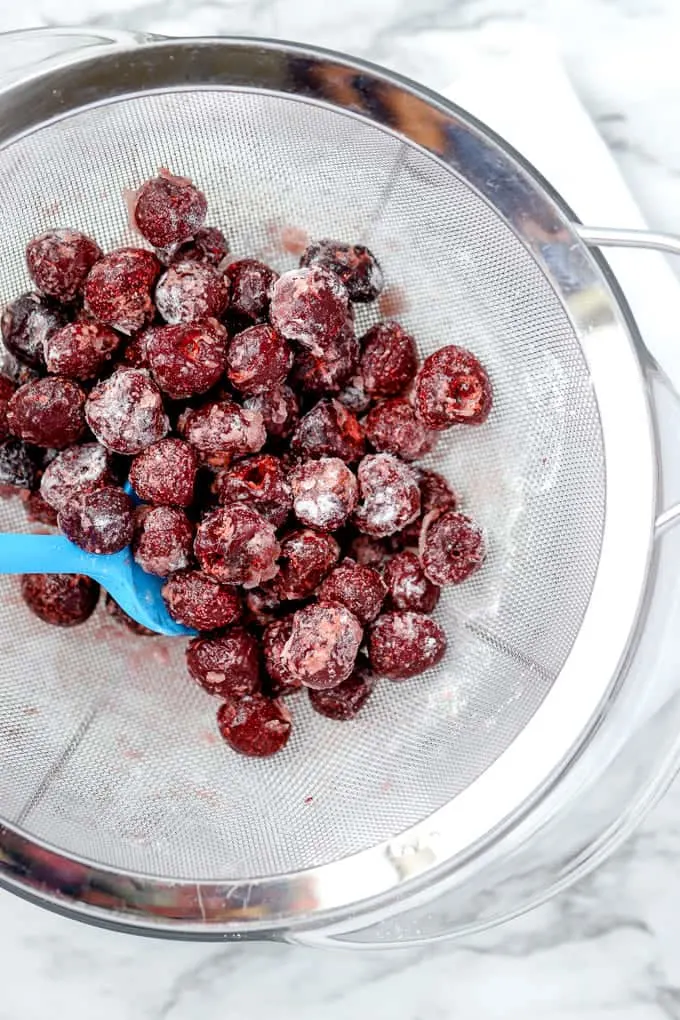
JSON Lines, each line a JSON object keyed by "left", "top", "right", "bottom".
{"left": 0, "top": 34, "right": 656, "bottom": 936}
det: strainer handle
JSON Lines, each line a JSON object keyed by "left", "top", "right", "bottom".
{"left": 577, "top": 223, "right": 680, "bottom": 536}
{"left": 577, "top": 225, "right": 680, "bottom": 257}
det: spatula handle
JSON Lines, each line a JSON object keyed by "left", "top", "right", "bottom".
{"left": 0, "top": 532, "right": 96, "bottom": 576}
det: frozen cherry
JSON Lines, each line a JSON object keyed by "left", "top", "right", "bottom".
{"left": 26, "top": 229, "right": 101, "bottom": 303}
{"left": 289, "top": 323, "right": 359, "bottom": 398}
{"left": 262, "top": 616, "right": 302, "bottom": 696}
{"left": 281, "top": 603, "right": 362, "bottom": 690}
{"left": 0, "top": 349, "right": 40, "bottom": 388}
{"left": 397, "top": 468, "right": 458, "bottom": 548}
{"left": 368, "top": 611, "right": 447, "bottom": 680}
{"left": 0, "top": 440, "right": 37, "bottom": 490}
{"left": 146, "top": 319, "right": 228, "bottom": 399}
{"left": 291, "top": 457, "right": 357, "bottom": 531}
{"left": 133, "top": 505, "right": 194, "bottom": 577}
{"left": 213, "top": 454, "right": 292, "bottom": 527}
{"left": 186, "top": 628, "right": 261, "bottom": 698}
{"left": 316, "top": 557, "right": 386, "bottom": 624}
{"left": 308, "top": 660, "right": 375, "bottom": 719}
{"left": 383, "top": 550, "right": 440, "bottom": 613}
{"left": 21, "top": 572, "right": 99, "bottom": 627}
{"left": 347, "top": 533, "right": 389, "bottom": 569}
{"left": 129, "top": 438, "right": 198, "bottom": 507}
{"left": 244, "top": 584, "right": 282, "bottom": 629}
{"left": 269, "top": 265, "right": 349, "bottom": 355}
{"left": 243, "top": 385, "right": 299, "bottom": 441}
{"left": 300, "top": 239, "right": 383, "bottom": 303}
{"left": 216, "top": 694, "right": 291, "bottom": 757}
{"left": 226, "top": 324, "right": 292, "bottom": 396}
{"left": 155, "top": 261, "right": 229, "bottom": 324}
{"left": 85, "top": 369, "right": 169, "bottom": 455}
{"left": 44, "top": 321, "right": 122, "bottom": 380}
{"left": 58, "top": 485, "right": 134, "bottom": 554}
{"left": 162, "top": 570, "right": 242, "bottom": 631}
{"left": 274, "top": 528, "right": 339, "bottom": 600}
{"left": 353, "top": 453, "right": 420, "bottom": 537}
{"left": 360, "top": 321, "right": 418, "bottom": 397}
{"left": 133, "top": 170, "right": 207, "bottom": 251}
{"left": 7, "top": 376, "right": 86, "bottom": 448}
{"left": 84, "top": 247, "right": 161, "bottom": 335}
{"left": 226, "top": 258, "right": 279, "bottom": 322}
{"left": 177, "top": 400, "right": 266, "bottom": 468}
{"left": 170, "top": 227, "right": 229, "bottom": 267}
{"left": 0, "top": 375, "right": 16, "bottom": 442}
{"left": 105, "top": 593, "right": 154, "bottom": 636}
{"left": 364, "top": 398, "right": 437, "bottom": 461}
{"left": 117, "top": 331, "right": 150, "bottom": 369}
{"left": 419, "top": 468, "right": 457, "bottom": 516}
{"left": 40, "top": 443, "right": 113, "bottom": 512}
{"left": 291, "top": 398, "right": 365, "bottom": 463}
{"left": 419, "top": 509, "right": 486, "bottom": 586}
{"left": 415, "top": 345, "right": 492, "bottom": 429}
{"left": 337, "top": 372, "right": 372, "bottom": 414}
{"left": 194, "top": 505, "right": 280, "bottom": 588}
{"left": 25, "top": 490, "right": 59, "bottom": 526}
{"left": 1, "top": 292, "right": 68, "bottom": 368}
{"left": 35, "top": 447, "right": 60, "bottom": 471}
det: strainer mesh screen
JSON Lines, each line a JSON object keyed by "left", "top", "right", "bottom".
{"left": 0, "top": 90, "right": 604, "bottom": 881}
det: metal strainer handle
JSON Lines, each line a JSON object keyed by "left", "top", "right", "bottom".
{"left": 577, "top": 225, "right": 680, "bottom": 258}
{"left": 577, "top": 224, "right": 680, "bottom": 536}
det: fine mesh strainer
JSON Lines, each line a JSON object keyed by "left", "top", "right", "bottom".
{"left": 1, "top": 29, "right": 680, "bottom": 945}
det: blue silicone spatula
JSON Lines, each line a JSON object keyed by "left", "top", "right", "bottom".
{"left": 0, "top": 531, "right": 195, "bottom": 636}
{"left": 0, "top": 480, "right": 195, "bottom": 637}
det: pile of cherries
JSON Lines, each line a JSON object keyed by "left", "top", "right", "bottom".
{"left": 0, "top": 169, "right": 492, "bottom": 757}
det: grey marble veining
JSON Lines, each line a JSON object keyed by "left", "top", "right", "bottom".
{"left": 0, "top": 0, "right": 680, "bottom": 1016}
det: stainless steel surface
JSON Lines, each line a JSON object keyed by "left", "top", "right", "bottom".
{"left": 0, "top": 33, "right": 658, "bottom": 936}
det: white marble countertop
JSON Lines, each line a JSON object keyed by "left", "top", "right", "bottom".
{"left": 2, "top": 0, "right": 680, "bottom": 1017}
